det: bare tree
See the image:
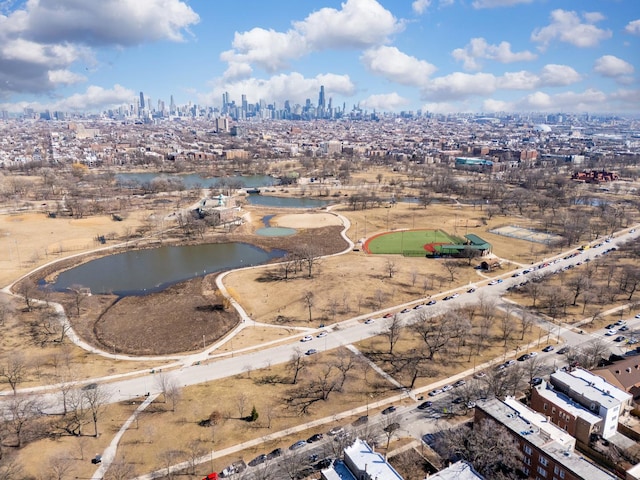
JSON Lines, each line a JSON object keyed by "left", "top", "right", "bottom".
{"left": 442, "top": 259, "right": 461, "bottom": 283}
{"left": 435, "top": 419, "right": 523, "bottom": 480}
{"left": 104, "top": 455, "right": 135, "bottom": 480}
{"left": 157, "top": 449, "right": 185, "bottom": 480}
{"left": 498, "top": 312, "right": 516, "bottom": 347}
{"left": 47, "top": 455, "right": 74, "bottom": 480}
{"left": 3, "top": 395, "right": 42, "bottom": 447}
{"left": 286, "top": 349, "right": 307, "bottom": 385}
{"left": 0, "top": 356, "right": 26, "bottom": 395}
{"left": 82, "top": 384, "right": 110, "bottom": 437}
{"left": 236, "top": 392, "right": 249, "bottom": 419}
{"left": 185, "top": 440, "right": 206, "bottom": 475}
{"left": 518, "top": 309, "right": 535, "bottom": 340}
{"left": 381, "top": 314, "right": 402, "bottom": 355}
{"left": 302, "top": 291, "right": 314, "bottom": 323}
{"left": 412, "top": 312, "right": 453, "bottom": 360}
{"left": 385, "top": 258, "right": 397, "bottom": 278}
{"left": 15, "top": 279, "right": 38, "bottom": 312}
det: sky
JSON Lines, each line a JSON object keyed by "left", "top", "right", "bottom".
{"left": 0, "top": 0, "right": 638, "bottom": 115}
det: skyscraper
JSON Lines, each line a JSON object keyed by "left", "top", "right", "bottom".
{"left": 318, "top": 85, "right": 325, "bottom": 110}
{"left": 139, "top": 91, "right": 145, "bottom": 111}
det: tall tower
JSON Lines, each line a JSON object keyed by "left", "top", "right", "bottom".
{"left": 139, "top": 91, "right": 145, "bottom": 111}
{"left": 170, "top": 95, "right": 175, "bottom": 114}
{"left": 318, "top": 86, "right": 325, "bottom": 110}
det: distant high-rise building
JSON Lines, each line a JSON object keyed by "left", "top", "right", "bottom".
{"left": 139, "top": 91, "right": 145, "bottom": 111}
{"left": 170, "top": 95, "right": 175, "bottom": 114}
{"left": 318, "top": 85, "right": 325, "bottom": 110}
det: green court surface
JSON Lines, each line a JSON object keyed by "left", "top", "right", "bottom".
{"left": 364, "top": 229, "right": 464, "bottom": 256}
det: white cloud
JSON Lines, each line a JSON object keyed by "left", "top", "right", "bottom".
{"left": 625, "top": 19, "right": 640, "bottom": 35}
{"left": 452, "top": 37, "right": 536, "bottom": 70}
{"left": 531, "top": 9, "right": 612, "bottom": 49}
{"left": 422, "top": 64, "right": 581, "bottom": 101}
{"left": 54, "top": 84, "right": 135, "bottom": 111}
{"left": 48, "top": 69, "right": 86, "bottom": 85}
{"left": 472, "top": 0, "right": 533, "bottom": 9}
{"left": 222, "top": 62, "right": 253, "bottom": 82}
{"left": 220, "top": 29, "right": 307, "bottom": 73}
{"left": 593, "top": 55, "right": 634, "bottom": 77}
{"left": 23, "top": 0, "right": 200, "bottom": 46}
{"left": 202, "top": 72, "right": 355, "bottom": 109}
{"left": 360, "top": 92, "right": 409, "bottom": 111}
{"left": 412, "top": 0, "right": 431, "bottom": 15}
{"left": 361, "top": 46, "right": 437, "bottom": 86}
{"left": 294, "top": 0, "right": 402, "bottom": 50}
{"left": 422, "top": 72, "right": 497, "bottom": 100}
{"left": 539, "top": 64, "right": 582, "bottom": 86}
{"left": 0, "top": 0, "right": 199, "bottom": 98}
{"left": 516, "top": 88, "right": 608, "bottom": 111}
{"left": 221, "top": 0, "right": 402, "bottom": 75}
{"left": 482, "top": 98, "right": 513, "bottom": 112}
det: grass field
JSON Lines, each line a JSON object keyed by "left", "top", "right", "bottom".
{"left": 364, "top": 229, "right": 463, "bottom": 256}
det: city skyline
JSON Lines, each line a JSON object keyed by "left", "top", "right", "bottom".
{"left": 0, "top": 0, "right": 638, "bottom": 116}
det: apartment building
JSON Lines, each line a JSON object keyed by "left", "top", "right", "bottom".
{"left": 476, "top": 397, "right": 617, "bottom": 480}
{"left": 321, "top": 438, "right": 403, "bottom": 480}
{"left": 548, "top": 368, "right": 632, "bottom": 439}
{"left": 530, "top": 380, "right": 603, "bottom": 444}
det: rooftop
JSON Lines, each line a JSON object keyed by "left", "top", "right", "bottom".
{"left": 479, "top": 398, "right": 617, "bottom": 480}
{"left": 343, "top": 438, "right": 404, "bottom": 480}
{"left": 533, "top": 381, "right": 602, "bottom": 424}
{"left": 552, "top": 368, "right": 632, "bottom": 408}
{"left": 428, "top": 460, "right": 484, "bottom": 479}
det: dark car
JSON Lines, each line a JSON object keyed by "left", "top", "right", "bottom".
{"left": 452, "top": 397, "right": 464, "bottom": 404}
{"left": 248, "top": 454, "right": 267, "bottom": 467}
{"left": 542, "top": 345, "right": 554, "bottom": 352}
{"left": 307, "top": 433, "right": 324, "bottom": 443}
{"left": 614, "top": 336, "right": 626, "bottom": 342}
{"left": 557, "top": 347, "right": 569, "bottom": 354}
{"left": 381, "top": 405, "right": 397, "bottom": 415}
{"left": 383, "top": 422, "right": 400, "bottom": 433}
{"left": 91, "top": 455, "right": 102, "bottom": 464}
{"left": 290, "top": 440, "right": 307, "bottom": 450}
{"left": 417, "top": 401, "right": 433, "bottom": 410}
{"left": 315, "top": 458, "right": 333, "bottom": 470}
{"left": 426, "top": 300, "right": 436, "bottom": 305}
{"left": 267, "top": 448, "right": 283, "bottom": 459}
{"left": 467, "top": 288, "right": 476, "bottom": 293}
{"left": 530, "top": 377, "right": 543, "bottom": 386}
{"left": 352, "top": 415, "right": 369, "bottom": 426}
{"left": 517, "top": 354, "right": 530, "bottom": 361}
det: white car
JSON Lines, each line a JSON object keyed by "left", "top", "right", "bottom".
{"left": 605, "top": 330, "right": 617, "bottom": 336}
{"left": 364, "top": 318, "right": 375, "bottom": 325}
{"left": 301, "top": 335, "right": 313, "bottom": 342}
{"left": 317, "top": 331, "right": 328, "bottom": 338}
{"left": 528, "top": 352, "right": 538, "bottom": 358}
{"left": 488, "top": 280, "right": 499, "bottom": 285}
{"left": 442, "top": 384, "right": 453, "bottom": 392}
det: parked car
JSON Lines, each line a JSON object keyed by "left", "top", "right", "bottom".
{"left": 606, "top": 330, "right": 617, "bottom": 336}
{"left": 442, "top": 384, "right": 453, "bottom": 391}
{"left": 517, "top": 354, "right": 530, "bottom": 361}
{"left": 328, "top": 426, "right": 344, "bottom": 436}
{"left": 614, "top": 336, "right": 626, "bottom": 342}
{"left": 620, "top": 325, "right": 629, "bottom": 332}
{"left": 352, "top": 415, "right": 368, "bottom": 426}
{"left": 305, "top": 349, "right": 318, "bottom": 355}
{"left": 383, "top": 313, "right": 394, "bottom": 318}
{"left": 267, "top": 448, "right": 283, "bottom": 459}
{"left": 530, "top": 377, "right": 543, "bottom": 386}
{"left": 301, "top": 335, "right": 313, "bottom": 342}
{"left": 426, "top": 300, "right": 437, "bottom": 305}
{"left": 467, "top": 288, "right": 476, "bottom": 293}
{"left": 317, "top": 331, "right": 328, "bottom": 338}
{"left": 504, "top": 360, "right": 516, "bottom": 367}
{"left": 383, "top": 422, "right": 400, "bottom": 433}
{"left": 473, "top": 371, "right": 486, "bottom": 378}
{"left": 289, "top": 440, "right": 307, "bottom": 451}
{"left": 542, "top": 345, "right": 554, "bottom": 352}
{"left": 248, "top": 454, "right": 267, "bottom": 467}
{"left": 452, "top": 397, "right": 464, "bottom": 404}
{"left": 417, "top": 401, "right": 433, "bottom": 410}
{"left": 364, "top": 318, "right": 375, "bottom": 324}
{"left": 557, "top": 347, "right": 569, "bottom": 354}
{"left": 400, "top": 308, "right": 411, "bottom": 313}
{"left": 413, "top": 304, "right": 424, "bottom": 309}
{"left": 307, "top": 433, "right": 324, "bottom": 443}
{"left": 381, "top": 405, "right": 397, "bottom": 415}
{"left": 453, "top": 380, "right": 466, "bottom": 387}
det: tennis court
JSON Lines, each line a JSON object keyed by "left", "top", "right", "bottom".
{"left": 489, "top": 225, "right": 563, "bottom": 244}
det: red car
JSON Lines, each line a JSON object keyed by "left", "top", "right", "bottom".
{"left": 383, "top": 313, "right": 394, "bottom": 318}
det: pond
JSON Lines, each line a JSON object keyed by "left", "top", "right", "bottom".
{"left": 114, "top": 173, "right": 277, "bottom": 190}
{"left": 246, "top": 194, "right": 331, "bottom": 208}
{"left": 47, "top": 243, "right": 284, "bottom": 296}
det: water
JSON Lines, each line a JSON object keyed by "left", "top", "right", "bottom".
{"left": 47, "top": 243, "right": 284, "bottom": 296}
{"left": 256, "top": 227, "right": 296, "bottom": 237}
{"left": 114, "top": 173, "right": 277, "bottom": 190}
{"left": 246, "top": 195, "right": 330, "bottom": 208}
